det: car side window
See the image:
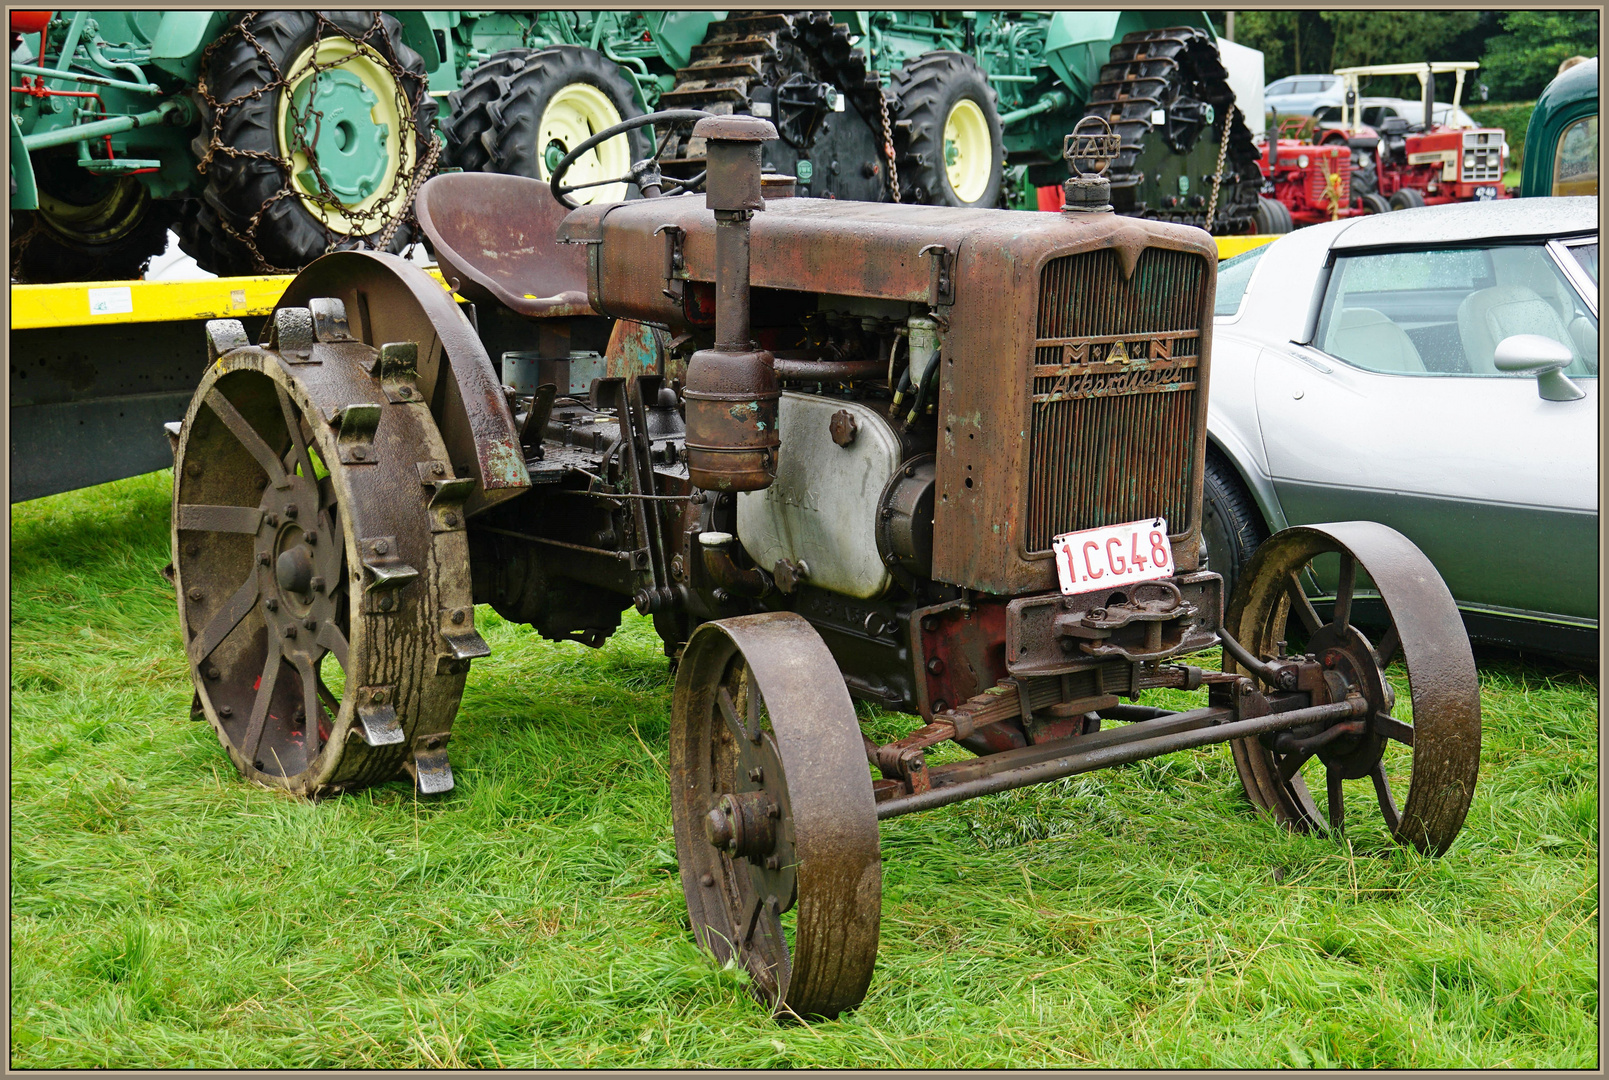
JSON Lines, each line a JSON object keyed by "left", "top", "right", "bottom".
{"left": 1213, "top": 245, "right": 1269, "bottom": 317}
{"left": 1552, "top": 115, "right": 1598, "bottom": 197}
{"left": 1267, "top": 78, "right": 1293, "bottom": 95}
{"left": 1314, "top": 246, "right": 1597, "bottom": 378}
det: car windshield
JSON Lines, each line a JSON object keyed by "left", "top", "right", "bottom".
{"left": 1313, "top": 244, "right": 1598, "bottom": 377}
{"left": 1214, "top": 244, "right": 1269, "bottom": 317}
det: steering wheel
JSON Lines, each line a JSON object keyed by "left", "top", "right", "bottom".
{"left": 549, "top": 108, "right": 713, "bottom": 209}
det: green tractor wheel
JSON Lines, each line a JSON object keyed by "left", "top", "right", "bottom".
{"left": 889, "top": 51, "right": 1004, "bottom": 208}
{"left": 444, "top": 46, "right": 648, "bottom": 205}
{"left": 179, "top": 11, "right": 437, "bottom": 276}
{"left": 10, "top": 155, "right": 175, "bottom": 283}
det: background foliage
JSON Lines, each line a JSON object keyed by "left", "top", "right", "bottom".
{"left": 1218, "top": 10, "right": 1597, "bottom": 102}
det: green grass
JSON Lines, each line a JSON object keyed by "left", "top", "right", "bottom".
{"left": 11, "top": 470, "right": 1599, "bottom": 1068}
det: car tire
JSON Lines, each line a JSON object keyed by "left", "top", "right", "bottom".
{"left": 1359, "top": 192, "right": 1391, "bottom": 214}
{"left": 1253, "top": 196, "right": 1293, "bottom": 234}
{"left": 1202, "top": 450, "right": 1267, "bottom": 613}
{"left": 1388, "top": 187, "right": 1426, "bottom": 210}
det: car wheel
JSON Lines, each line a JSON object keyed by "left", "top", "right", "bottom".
{"left": 1388, "top": 187, "right": 1426, "bottom": 210}
{"left": 1202, "top": 451, "right": 1267, "bottom": 614}
{"left": 1359, "top": 192, "right": 1391, "bottom": 214}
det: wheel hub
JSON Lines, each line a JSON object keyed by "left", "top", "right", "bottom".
{"left": 258, "top": 477, "right": 339, "bottom": 637}
{"left": 285, "top": 68, "right": 391, "bottom": 203}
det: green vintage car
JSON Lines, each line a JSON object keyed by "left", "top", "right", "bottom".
{"left": 1521, "top": 57, "right": 1597, "bottom": 198}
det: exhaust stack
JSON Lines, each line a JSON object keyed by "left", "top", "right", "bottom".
{"left": 682, "top": 114, "right": 781, "bottom": 492}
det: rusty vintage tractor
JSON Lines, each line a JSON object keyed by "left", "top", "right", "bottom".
{"left": 168, "top": 113, "right": 1481, "bottom": 1020}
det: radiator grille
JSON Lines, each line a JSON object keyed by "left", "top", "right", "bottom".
{"left": 1026, "top": 247, "right": 1206, "bottom": 553}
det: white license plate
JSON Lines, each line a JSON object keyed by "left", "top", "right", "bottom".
{"left": 1475, "top": 186, "right": 1498, "bottom": 200}
{"left": 1052, "top": 517, "right": 1174, "bottom": 597}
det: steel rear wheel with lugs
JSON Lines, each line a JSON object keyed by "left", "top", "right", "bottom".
{"left": 670, "top": 613, "right": 881, "bottom": 1020}
{"left": 1225, "top": 522, "right": 1482, "bottom": 855}
{"left": 172, "top": 306, "right": 483, "bottom": 797}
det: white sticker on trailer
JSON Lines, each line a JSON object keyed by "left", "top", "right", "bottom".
{"left": 87, "top": 286, "right": 134, "bottom": 317}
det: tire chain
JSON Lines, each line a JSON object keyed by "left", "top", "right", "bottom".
{"left": 193, "top": 11, "right": 440, "bottom": 274}
{"left": 1203, "top": 104, "right": 1235, "bottom": 231}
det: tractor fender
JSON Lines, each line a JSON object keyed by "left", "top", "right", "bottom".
{"left": 277, "top": 251, "right": 530, "bottom": 516}
{"left": 148, "top": 11, "right": 228, "bottom": 83}
{"left": 392, "top": 10, "right": 454, "bottom": 73}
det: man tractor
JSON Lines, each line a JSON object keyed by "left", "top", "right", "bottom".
{"left": 168, "top": 110, "right": 1480, "bottom": 1018}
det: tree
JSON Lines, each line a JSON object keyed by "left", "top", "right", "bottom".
{"left": 1479, "top": 11, "right": 1600, "bottom": 101}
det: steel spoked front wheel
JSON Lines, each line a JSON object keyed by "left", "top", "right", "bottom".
{"left": 670, "top": 613, "right": 881, "bottom": 1020}
{"left": 1225, "top": 522, "right": 1481, "bottom": 855}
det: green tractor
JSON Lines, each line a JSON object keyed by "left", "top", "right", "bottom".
{"left": 639, "top": 10, "right": 1266, "bottom": 231}
{"left": 8, "top": 9, "right": 722, "bottom": 281}
{"left": 840, "top": 10, "right": 1267, "bottom": 230}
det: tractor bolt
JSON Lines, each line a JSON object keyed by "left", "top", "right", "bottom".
{"left": 712, "top": 588, "right": 731, "bottom": 603}
{"left": 766, "top": 802, "right": 780, "bottom": 819}
{"left": 304, "top": 531, "right": 317, "bottom": 544}
{"left": 374, "top": 540, "right": 389, "bottom": 555}
{"left": 219, "top": 706, "right": 233, "bottom": 718}
{"left": 444, "top": 512, "right": 460, "bottom": 528}
{"left": 432, "top": 462, "right": 446, "bottom": 476}
{"left": 933, "top": 699, "right": 948, "bottom": 713}
{"left": 185, "top": 462, "right": 204, "bottom": 478}
{"left": 351, "top": 447, "right": 368, "bottom": 461}
{"left": 309, "top": 576, "right": 324, "bottom": 593}
{"left": 705, "top": 806, "right": 735, "bottom": 850}
{"left": 258, "top": 552, "right": 271, "bottom": 566}
{"left": 285, "top": 504, "right": 298, "bottom": 519}
{"left": 285, "top": 625, "right": 297, "bottom": 638}
{"left": 187, "top": 587, "right": 204, "bottom": 602}
{"left": 371, "top": 689, "right": 388, "bottom": 704}
{"left": 265, "top": 598, "right": 279, "bottom": 612}
{"left": 379, "top": 595, "right": 395, "bottom": 611}
{"left": 205, "top": 667, "right": 219, "bottom": 680}
{"left": 305, "top": 618, "right": 317, "bottom": 631}
{"left": 450, "top": 609, "right": 466, "bottom": 625}
{"left": 926, "top": 657, "right": 945, "bottom": 675}
{"left": 700, "top": 872, "right": 715, "bottom": 887}
{"left": 764, "top": 855, "right": 780, "bottom": 870}
{"left": 398, "top": 386, "right": 413, "bottom": 399}
{"left": 265, "top": 513, "right": 279, "bottom": 527}
{"left": 747, "top": 766, "right": 764, "bottom": 783}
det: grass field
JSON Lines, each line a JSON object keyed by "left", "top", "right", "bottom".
{"left": 11, "top": 470, "right": 1599, "bottom": 1068}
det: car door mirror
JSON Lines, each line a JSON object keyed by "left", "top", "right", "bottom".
{"left": 1493, "top": 333, "right": 1586, "bottom": 400}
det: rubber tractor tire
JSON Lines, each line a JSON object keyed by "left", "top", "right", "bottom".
{"left": 1359, "top": 192, "right": 1391, "bottom": 215}
{"left": 181, "top": 10, "right": 437, "bottom": 276}
{"left": 889, "top": 51, "right": 1004, "bottom": 208}
{"left": 1389, "top": 187, "right": 1426, "bottom": 211}
{"left": 10, "top": 158, "right": 176, "bottom": 283}
{"left": 443, "top": 46, "right": 649, "bottom": 205}
{"left": 1252, "top": 196, "right": 1293, "bottom": 234}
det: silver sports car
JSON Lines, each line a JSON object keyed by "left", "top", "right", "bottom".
{"left": 1205, "top": 197, "right": 1598, "bottom": 658}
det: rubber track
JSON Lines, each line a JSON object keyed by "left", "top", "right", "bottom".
{"left": 657, "top": 11, "right": 884, "bottom": 177}
{"left": 1080, "top": 27, "right": 1263, "bottom": 234}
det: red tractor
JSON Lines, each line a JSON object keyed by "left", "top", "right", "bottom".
{"left": 1329, "top": 62, "right": 1511, "bottom": 209}
{"left": 1254, "top": 115, "right": 1381, "bottom": 230}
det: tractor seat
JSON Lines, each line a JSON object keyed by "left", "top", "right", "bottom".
{"left": 414, "top": 172, "right": 593, "bottom": 319}
{"left": 1327, "top": 307, "right": 1425, "bottom": 373}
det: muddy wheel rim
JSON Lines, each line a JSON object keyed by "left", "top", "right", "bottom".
{"left": 669, "top": 612, "right": 880, "bottom": 1019}
{"left": 1224, "top": 522, "right": 1481, "bottom": 855}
